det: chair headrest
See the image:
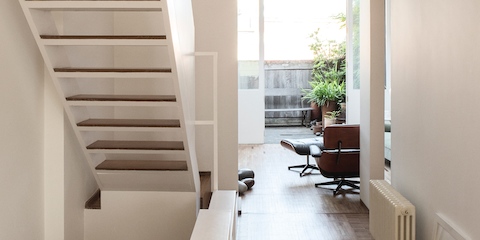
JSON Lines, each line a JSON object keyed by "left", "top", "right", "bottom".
{"left": 323, "top": 124, "right": 360, "bottom": 149}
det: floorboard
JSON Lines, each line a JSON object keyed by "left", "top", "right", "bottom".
{"left": 237, "top": 143, "right": 374, "bottom": 240}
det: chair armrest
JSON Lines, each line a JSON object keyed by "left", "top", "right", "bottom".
{"left": 309, "top": 145, "right": 322, "bottom": 157}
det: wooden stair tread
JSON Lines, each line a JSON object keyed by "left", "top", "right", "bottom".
{"left": 66, "top": 94, "right": 176, "bottom": 102}
{"left": 54, "top": 67, "right": 171, "bottom": 73}
{"left": 87, "top": 140, "right": 184, "bottom": 150}
{"left": 96, "top": 160, "right": 187, "bottom": 171}
{"left": 78, "top": 119, "right": 180, "bottom": 128}
{"left": 41, "top": 35, "right": 166, "bottom": 40}
{"left": 85, "top": 190, "right": 101, "bottom": 210}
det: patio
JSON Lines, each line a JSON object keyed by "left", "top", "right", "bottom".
{"left": 264, "top": 126, "right": 316, "bottom": 144}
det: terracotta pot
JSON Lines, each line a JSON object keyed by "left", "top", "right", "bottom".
{"left": 310, "top": 102, "right": 321, "bottom": 121}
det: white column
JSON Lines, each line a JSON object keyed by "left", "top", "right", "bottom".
{"left": 44, "top": 68, "right": 65, "bottom": 240}
{"left": 359, "top": 0, "right": 386, "bottom": 208}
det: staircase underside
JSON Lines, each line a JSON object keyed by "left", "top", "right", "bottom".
{"left": 20, "top": 0, "right": 199, "bottom": 192}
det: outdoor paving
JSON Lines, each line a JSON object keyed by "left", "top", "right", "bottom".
{"left": 264, "top": 126, "right": 317, "bottom": 144}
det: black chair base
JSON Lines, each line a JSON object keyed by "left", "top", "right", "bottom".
{"left": 288, "top": 155, "right": 319, "bottom": 177}
{"left": 315, "top": 179, "right": 360, "bottom": 195}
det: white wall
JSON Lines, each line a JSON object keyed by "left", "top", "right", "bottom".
{"left": 391, "top": 0, "right": 480, "bottom": 238}
{"left": 64, "top": 115, "right": 98, "bottom": 240}
{"left": 84, "top": 191, "right": 197, "bottom": 240}
{"left": 0, "top": 1, "right": 44, "bottom": 239}
{"left": 0, "top": 1, "right": 98, "bottom": 239}
{"left": 192, "top": 0, "right": 238, "bottom": 190}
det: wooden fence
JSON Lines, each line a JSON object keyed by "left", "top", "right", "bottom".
{"left": 264, "top": 60, "right": 313, "bottom": 126}
{"left": 238, "top": 60, "right": 314, "bottom": 126}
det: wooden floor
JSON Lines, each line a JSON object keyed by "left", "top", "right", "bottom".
{"left": 237, "top": 144, "right": 374, "bottom": 240}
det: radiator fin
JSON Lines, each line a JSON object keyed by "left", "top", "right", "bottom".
{"left": 370, "top": 180, "right": 416, "bottom": 240}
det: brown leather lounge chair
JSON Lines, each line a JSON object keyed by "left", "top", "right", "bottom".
{"left": 309, "top": 124, "right": 360, "bottom": 195}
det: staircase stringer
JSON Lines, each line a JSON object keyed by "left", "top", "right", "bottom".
{"left": 162, "top": 0, "right": 200, "bottom": 194}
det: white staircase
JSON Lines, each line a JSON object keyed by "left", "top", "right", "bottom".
{"left": 19, "top": 0, "right": 199, "bottom": 193}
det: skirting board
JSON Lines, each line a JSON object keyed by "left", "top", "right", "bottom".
{"left": 433, "top": 213, "right": 470, "bottom": 240}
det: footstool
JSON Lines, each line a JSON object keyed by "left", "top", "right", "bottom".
{"left": 280, "top": 137, "right": 324, "bottom": 177}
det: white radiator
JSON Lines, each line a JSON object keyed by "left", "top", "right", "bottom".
{"left": 370, "top": 180, "right": 416, "bottom": 240}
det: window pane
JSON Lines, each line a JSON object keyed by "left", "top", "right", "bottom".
{"left": 238, "top": 0, "right": 260, "bottom": 89}
{"left": 352, "top": 0, "right": 360, "bottom": 89}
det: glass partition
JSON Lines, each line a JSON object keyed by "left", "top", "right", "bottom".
{"left": 238, "top": 0, "right": 262, "bottom": 89}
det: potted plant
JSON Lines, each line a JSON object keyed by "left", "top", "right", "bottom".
{"left": 302, "top": 78, "right": 345, "bottom": 123}
{"left": 324, "top": 110, "right": 340, "bottom": 128}
{"left": 303, "top": 27, "right": 346, "bottom": 124}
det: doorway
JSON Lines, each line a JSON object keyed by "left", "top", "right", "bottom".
{"left": 238, "top": 0, "right": 354, "bottom": 144}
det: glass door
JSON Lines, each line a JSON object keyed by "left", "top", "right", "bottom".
{"left": 346, "top": 0, "right": 361, "bottom": 124}
{"left": 238, "top": 0, "right": 265, "bottom": 144}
